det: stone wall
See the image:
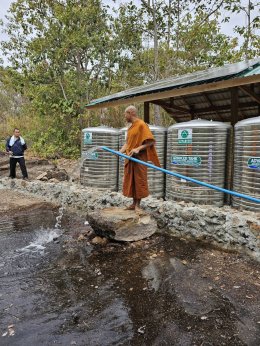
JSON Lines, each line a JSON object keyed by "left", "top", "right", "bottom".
{"left": 0, "top": 177, "right": 259, "bottom": 261}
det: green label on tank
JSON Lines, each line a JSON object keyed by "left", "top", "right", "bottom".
{"left": 172, "top": 155, "right": 201, "bottom": 166}
{"left": 247, "top": 157, "right": 260, "bottom": 169}
{"left": 82, "top": 151, "right": 98, "bottom": 160}
{"left": 178, "top": 128, "right": 192, "bottom": 144}
{"left": 84, "top": 132, "right": 92, "bottom": 144}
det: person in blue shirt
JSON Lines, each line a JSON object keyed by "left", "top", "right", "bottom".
{"left": 6, "top": 128, "right": 28, "bottom": 180}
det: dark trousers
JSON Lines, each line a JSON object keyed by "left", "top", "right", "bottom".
{"left": 9, "top": 157, "right": 28, "bottom": 178}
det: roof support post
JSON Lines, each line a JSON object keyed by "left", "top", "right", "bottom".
{"left": 255, "top": 84, "right": 260, "bottom": 115}
{"left": 190, "top": 106, "right": 195, "bottom": 120}
{"left": 229, "top": 87, "right": 239, "bottom": 201}
{"left": 231, "top": 87, "right": 238, "bottom": 126}
{"left": 144, "top": 102, "right": 150, "bottom": 123}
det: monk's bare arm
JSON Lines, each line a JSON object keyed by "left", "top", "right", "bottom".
{"left": 119, "top": 143, "right": 127, "bottom": 153}
{"left": 129, "top": 139, "right": 154, "bottom": 156}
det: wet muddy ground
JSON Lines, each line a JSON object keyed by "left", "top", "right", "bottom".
{"left": 0, "top": 190, "right": 260, "bottom": 345}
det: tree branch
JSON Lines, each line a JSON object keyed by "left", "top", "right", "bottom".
{"left": 141, "top": 0, "right": 152, "bottom": 13}
{"left": 198, "top": 0, "right": 225, "bottom": 26}
{"left": 58, "top": 78, "right": 68, "bottom": 101}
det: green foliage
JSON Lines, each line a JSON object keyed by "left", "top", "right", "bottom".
{"left": 23, "top": 106, "right": 82, "bottom": 158}
{"left": 0, "top": 0, "right": 259, "bottom": 156}
{"left": 0, "top": 141, "right": 6, "bottom": 152}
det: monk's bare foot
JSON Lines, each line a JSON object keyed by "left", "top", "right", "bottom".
{"left": 125, "top": 204, "right": 136, "bottom": 210}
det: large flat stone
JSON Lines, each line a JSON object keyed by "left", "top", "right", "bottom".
{"left": 87, "top": 207, "right": 157, "bottom": 241}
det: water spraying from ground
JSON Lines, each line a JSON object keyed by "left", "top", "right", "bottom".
{"left": 9, "top": 200, "right": 65, "bottom": 257}
{"left": 69, "top": 145, "right": 104, "bottom": 182}
{"left": 17, "top": 228, "right": 63, "bottom": 255}
{"left": 54, "top": 203, "right": 65, "bottom": 230}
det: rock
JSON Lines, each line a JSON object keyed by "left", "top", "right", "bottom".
{"left": 180, "top": 210, "right": 194, "bottom": 221}
{"left": 49, "top": 178, "right": 60, "bottom": 183}
{"left": 88, "top": 207, "right": 157, "bottom": 242}
{"left": 0, "top": 158, "right": 9, "bottom": 168}
{"left": 77, "top": 234, "right": 86, "bottom": 241}
{"left": 21, "top": 180, "right": 28, "bottom": 187}
{"left": 46, "top": 168, "right": 69, "bottom": 181}
{"left": 0, "top": 177, "right": 259, "bottom": 260}
{"left": 36, "top": 172, "right": 48, "bottom": 180}
{"left": 91, "top": 236, "right": 108, "bottom": 245}
{"left": 247, "top": 221, "right": 260, "bottom": 235}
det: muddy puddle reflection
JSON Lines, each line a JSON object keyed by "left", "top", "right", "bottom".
{"left": 0, "top": 206, "right": 259, "bottom": 346}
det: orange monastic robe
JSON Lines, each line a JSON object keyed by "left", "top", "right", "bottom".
{"left": 123, "top": 119, "right": 160, "bottom": 199}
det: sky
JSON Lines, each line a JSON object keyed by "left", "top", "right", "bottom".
{"left": 0, "top": 0, "right": 259, "bottom": 66}
{"left": 0, "top": 0, "right": 13, "bottom": 64}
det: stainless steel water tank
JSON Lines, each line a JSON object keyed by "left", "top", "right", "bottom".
{"left": 118, "top": 125, "right": 167, "bottom": 198}
{"left": 80, "top": 126, "right": 119, "bottom": 190}
{"left": 118, "top": 127, "right": 128, "bottom": 193}
{"left": 232, "top": 116, "right": 260, "bottom": 211}
{"left": 166, "top": 119, "right": 231, "bottom": 206}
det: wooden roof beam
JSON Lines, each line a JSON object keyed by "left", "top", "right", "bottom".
{"left": 180, "top": 95, "right": 196, "bottom": 120}
{"left": 239, "top": 85, "right": 260, "bottom": 104}
{"left": 194, "top": 101, "right": 256, "bottom": 113}
{"left": 202, "top": 93, "right": 224, "bottom": 121}
{"left": 170, "top": 101, "right": 257, "bottom": 116}
{"left": 157, "top": 104, "right": 184, "bottom": 120}
{"left": 152, "top": 99, "right": 191, "bottom": 114}
{"left": 169, "top": 97, "right": 193, "bottom": 115}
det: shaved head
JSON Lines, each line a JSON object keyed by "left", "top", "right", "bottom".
{"left": 125, "top": 105, "right": 137, "bottom": 115}
{"left": 124, "top": 105, "right": 138, "bottom": 123}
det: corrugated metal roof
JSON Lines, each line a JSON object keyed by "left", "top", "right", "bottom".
{"left": 242, "top": 64, "right": 260, "bottom": 76}
{"left": 86, "top": 58, "right": 260, "bottom": 108}
{"left": 166, "top": 84, "right": 260, "bottom": 123}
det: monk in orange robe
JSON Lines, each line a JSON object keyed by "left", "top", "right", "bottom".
{"left": 119, "top": 105, "right": 160, "bottom": 212}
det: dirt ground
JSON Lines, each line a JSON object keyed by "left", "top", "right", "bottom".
{"left": 0, "top": 188, "right": 259, "bottom": 345}
{"left": 0, "top": 154, "right": 78, "bottom": 213}
{"left": 0, "top": 154, "right": 80, "bottom": 181}
{"left": 0, "top": 188, "right": 56, "bottom": 216}
{"left": 1, "top": 155, "right": 260, "bottom": 345}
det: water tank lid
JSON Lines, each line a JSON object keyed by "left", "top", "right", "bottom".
{"left": 82, "top": 126, "right": 119, "bottom": 134}
{"left": 168, "top": 118, "right": 231, "bottom": 129}
{"left": 148, "top": 124, "right": 167, "bottom": 131}
{"left": 235, "top": 115, "right": 260, "bottom": 128}
{"left": 120, "top": 125, "right": 167, "bottom": 131}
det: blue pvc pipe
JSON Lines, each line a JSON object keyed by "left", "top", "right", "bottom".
{"left": 101, "top": 146, "right": 260, "bottom": 204}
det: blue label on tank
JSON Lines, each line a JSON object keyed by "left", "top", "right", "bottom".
{"left": 84, "top": 132, "right": 92, "bottom": 144}
{"left": 82, "top": 151, "right": 98, "bottom": 160}
{"left": 247, "top": 157, "right": 260, "bottom": 169}
{"left": 171, "top": 155, "right": 201, "bottom": 166}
